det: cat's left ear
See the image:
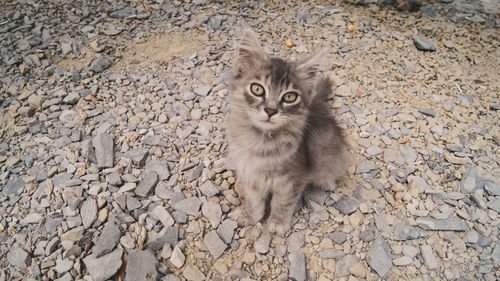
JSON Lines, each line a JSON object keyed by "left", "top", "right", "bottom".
{"left": 296, "top": 48, "right": 328, "bottom": 83}
{"left": 235, "top": 29, "right": 267, "bottom": 75}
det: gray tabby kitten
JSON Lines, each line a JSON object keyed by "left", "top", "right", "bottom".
{"left": 226, "top": 30, "right": 349, "bottom": 235}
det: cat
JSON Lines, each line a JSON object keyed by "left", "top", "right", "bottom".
{"left": 226, "top": 29, "right": 350, "bottom": 235}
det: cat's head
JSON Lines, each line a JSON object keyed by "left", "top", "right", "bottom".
{"left": 229, "top": 29, "right": 327, "bottom": 133}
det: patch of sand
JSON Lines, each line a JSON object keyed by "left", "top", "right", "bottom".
{"left": 112, "top": 33, "right": 202, "bottom": 69}
{"left": 56, "top": 32, "right": 202, "bottom": 71}
{"left": 57, "top": 50, "right": 93, "bottom": 70}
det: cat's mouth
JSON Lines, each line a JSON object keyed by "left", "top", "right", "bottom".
{"left": 256, "top": 118, "right": 281, "bottom": 131}
{"left": 249, "top": 111, "right": 283, "bottom": 131}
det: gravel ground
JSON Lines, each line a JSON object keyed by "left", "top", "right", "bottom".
{"left": 1, "top": 0, "right": 499, "bottom": 281}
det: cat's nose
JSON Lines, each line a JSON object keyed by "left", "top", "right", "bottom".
{"left": 264, "top": 107, "right": 278, "bottom": 117}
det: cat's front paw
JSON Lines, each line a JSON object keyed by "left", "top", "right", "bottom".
{"left": 229, "top": 207, "right": 256, "bottom": 227}
{"left": 266, "top": 219, "right": 292, "bottom": 236}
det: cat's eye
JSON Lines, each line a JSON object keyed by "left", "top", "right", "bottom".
{"left": 250, "top": 83, "right": 265, "bottom": 97}
{"left": 281, "top": 92, "right": 298, "bottom": 103}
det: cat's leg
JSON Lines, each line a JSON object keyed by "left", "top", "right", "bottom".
{"left": 267, "top": 181, "right": 304, "bottom": 236}
{"left": 243, "top": 183, "right": 267, "bottom": 224}
{"left": 232, "top": 181, "right": 267, "bottom": 226}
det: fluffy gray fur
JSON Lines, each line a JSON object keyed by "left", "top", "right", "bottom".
{"left": 226, "top": 29, "right": 350, "bottom": 235}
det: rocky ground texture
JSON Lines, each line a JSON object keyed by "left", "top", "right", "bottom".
{"left": 1, "top": 0, "right": 499, "bottom": 280}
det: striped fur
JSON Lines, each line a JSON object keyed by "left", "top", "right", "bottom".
{"left": 226, "top": 30, "right": 350, "bottom": 235}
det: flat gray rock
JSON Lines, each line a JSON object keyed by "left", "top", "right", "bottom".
{"left": 383, "top": 148, "right": 405, "bottom": 165}
{"left": 187, "top": 163, "right": 204, "bottom": 182}
{"left": 172, "top": 210, "right": 188, "bottom": 224}
{"left": 173, "top": 197, "right": 202, "bottom": 215}
{"left": 145, "top": 226, "right": 178, "bottom": 251}
{"left": 135, "top": 171, "right": 159, "bottom": 197}
{"left": 330, "top": 230, "right": 347, "bottom": 244}
{"left": 333, "top": 196, "right": 360, "bottom": 215}
{"left": 289, "top": 252, "right": 306, "bottom": 281}
{"left": 59, "top": 110, "right": 81, "bottom": 128}
{"left": 254, "top": 233, "right": 272, "bottom": 254}
{"left": 366, "top": 145, "right": 383, "bottom": 156}
{"left": 463, "top": 230, "right": 479, "bottom": 244}
{"left": 123, "top": 148, "right": 149, "bottom": 166}
{"left": 63, "top": 92, "right": 80, "bottom": 104}
{"left": 461, "top": 176, "right": 477, "bottom": 193}
{"left": 400, "top": 146, "right": 417, "bottom": 165}
{"left": 45, "top": 237, "right": 60, "bottom": 256}
{"left": 83, "top": 249, "right": 122, "bottom": 281}
{"left": 335, "top": 254, "right": 358, "bottom": 277}
{"left": 402, "top": 245, "right": 419, "bottom": 258}
{"left": 356, "top": 161, "right": 376, "bottom": 174}
{"left": 484, "top": 182, "right": 500, "bottom": 196}
{"left": 3, "top": 177, "right": 25, "bottom": 194}
{"left": 93, "top": 222, "right": 121, "bottom": 258}
{"left": 393, "top": 224, "right": 425, "bottom": 241}
{"left": 366, "top": 236, "right": 392, "bottom": 277}
{"left": 190, "top": 108, "right": 202, "bottom": 120}
{"left": 393, "top": 256, "right": 413, "bottom": 266}
{"left": 487, "top": 198, "right": 500, "bottom": 213}
{"left": 126, "top": 196, "right": 142, "bottom": 210}
{"left": 217, "top": 220, "right": 238, "bottom": 244}
{"left": 203, "top": 230, "right": 227, "bottom": 259}
{"left": 145, "top": 159, "right": 170, "bottom": 180}
{"left": 106, "top": 172, "right": 122, "bottom": 186}
{"left": 183, "top": 264, "right": 205, "bottom": 281}
{"left": 407, "top": 175, "right": 430, "bottom": 194}
{"left": 181, "top": 91, "right": 196, "bottom": 101}
{"left": 80, "top": 198, "right": 97, "bottom": 229}
{"left": 164, "top": 275, "right": 181, "bottom": 281}
{"left": 360, "top": 229, "right": 375, "bottom": 241}
{"left": 81, "top": 140, "right": 97, "bottom": 163}
{"left": 199, "top": 181, "right": 220, "bottom": 197}
{"left": 419, "top": 107, "right": 436, "bottom": 117}
{"left": 319, "top": 249, "right": 343, "bottom": 259}
{"left": 90, "top": 55, "right": 112, "bottom": 72}
{"left": 144, "top": 135, "right": 165, "bottom": 146}
{"left": 7, "top": 247, "right": 31, "bottom": 267}
{"left": 92, "top": 133, "right": 114, "bottom": 169}
{"left": 61, "top": 226, "right": 84, "bottom": 242}
{"left": 420, "top": 245, "right": 438, "bottom": 269}
{"left": 413, "top": 36, "right": 436, "bottom": 51}
{"left": 194, "top": 85, "right": 211, "bottom": 96}
{"left": 55, "top": 259, "right": 74, "bottom": 274}
{"left": 287, "top": 232, "right": 305, "bottom": 252}
{"left": 125, "top": 250, "right": 159, "bottom": 281}
{"left": 151, "top": 205, "right": 175, "bottom": 227}
{"left": 202, "top": 201, "right": 222, "bottom": 228}
{"left": 109, "top": 6, "right": 136, "bottom": 18}
{"left": 493, "top": 242, "right": 500, "bottom": 266}
{"left": 170, "top": 244, "right": 186, "bottom": 268}
{"left": 416, "top": 217, "right": 468, "bottom": 231}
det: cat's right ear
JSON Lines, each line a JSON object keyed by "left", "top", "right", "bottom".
{"left": 235, "top": 29, "right": 266, "bottom": 75}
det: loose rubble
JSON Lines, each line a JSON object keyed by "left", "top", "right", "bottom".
{"left": 0, "top": 0, "right": 498, "bottom": 280}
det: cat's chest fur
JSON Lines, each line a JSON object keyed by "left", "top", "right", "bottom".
{"left": 227, "top": 122, "right": 301, "bottom": 187}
